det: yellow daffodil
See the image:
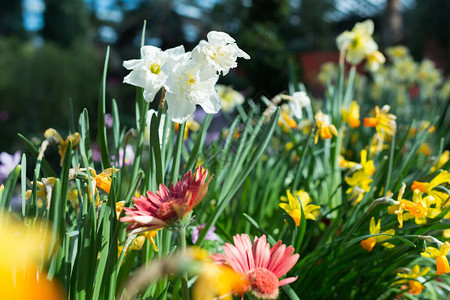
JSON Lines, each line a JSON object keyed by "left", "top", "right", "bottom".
{"left": 388, "top": 183, "right": 407, "bottom": 228}
{"left": 336, "top": 19, "right": 378, "bottom": 65}
{"left": 385, "top": 45, "right": 410, "bottom": 61}
{"left": 391, "top": 264, "right": 429, "bottom": 295}
{"left": 392, "top": 57, "right": 417, "bottom": 83}
{"left": 360, "top": 217, "right": 395, "bottom": 252}
{"left": 191, "top": 247, "right": 248, "bottom": 300}
{"left": 411, "top": 170, "right": 450, "bottom": 202}
{"left": 89, "top": 167, "right": 119, "bottom": 195}
{"left": 44, "top": 128, "right": 80, "bottom": 166}
{"left": 399, "top": 189, "right": 440, "bottom": 225}
{"left": 278, "top": 104, "right": 298, "bottom": 132}
{"left": 341, "top": 100, "right": 361, "bottom": 128}
{"left": 217, "top": 85, "right": 245, "bottom": 112}
{"left": 131, "top": 230, "right": 159, "bottom": 252}
{"left": 430, "top": 150, "right": 449, "bottom": 172}
{"left": 417, "top": 143, "right": 431, "bottom": 156}
{"left": 344, "top": 150, "right": 375, "bottom": 205}
{"left": 363, "top": 105, "right": 397, "bottom": 137}
{"left": 280, "top": 190, "right": 320, "bottom": 226}
{"left": 0, "top": 214, "right": 63, "bottom": 300}
{"left": 317, "top": 62, "right": 338, "bottom": 85}
{"left": 314, "top": 111, "right": 338, "bottom": 144}
{"left": 420, "top": 242, "right": 450, "bottom": 275}
{"left": 366, "top": 51, "right": 386, "bottom": 72}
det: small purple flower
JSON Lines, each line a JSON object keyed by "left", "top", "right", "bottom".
{"left": 104, "top": 113, "right": 114, "bottom": 128}
{"left": 192, "top": 224, "right": 219, "bottom": 244}
{"left": 0, "top": 151, "right": 21, "bottom": 181}
{"left": 91, "top": 144, "right": 101, "bottom": 163}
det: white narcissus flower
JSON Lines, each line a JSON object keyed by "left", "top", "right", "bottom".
{"left": 336, "top": 19, "right": 378, "bottom": 65}
{"left": 163, "top": 54, "right": 221, "bottom": 123}
{"left": 289, "top": 91, "right": 311, "bottom": 119}
{"left": 193, "top": 31, "right": 250, "bottom": 75}
{"left": 123, "top": 45, "right": 185, "bottom": 102}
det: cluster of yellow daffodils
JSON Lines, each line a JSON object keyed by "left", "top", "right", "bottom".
{"left": 391, "top": 264, "right": 430, "bottom": 295}
{"left": 388, "top": 172, "right": 449, "bottom": 228}
{"left": 360, "top": 217, "right": 395, "bottom": 252}
{"left": 314, "top": 111, "right": 338, "bottom": 143}
{"left": 343, "top": 150, "right": 375, "bottom": 205}
{"left": 421, "top": 242, "right": 450, "bottom": 275}
{"left": 279, "top": 190, "right": 320, "bottom": 226}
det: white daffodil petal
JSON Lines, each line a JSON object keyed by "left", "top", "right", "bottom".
{"left": 166, "top": 92, "right": 197, "bottom": 123}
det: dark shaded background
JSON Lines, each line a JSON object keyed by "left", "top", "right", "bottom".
{"left": 0, "top": 0, "right": 448, "bottom": 153}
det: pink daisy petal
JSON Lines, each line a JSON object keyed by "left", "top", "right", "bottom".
{"left": 278, "top": 276, "right": 298, "bottom": 286}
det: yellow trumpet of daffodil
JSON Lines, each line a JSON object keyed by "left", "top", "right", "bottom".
{"left": 420, "top": 242, "right": 450, "bottom": 275}
{"left": 360, "top": 217, "right": 395, "bottom": 252}
{"left": 314, "top": 111, "right": 338, "bottom": 144}
{"left": 279, "top": 190, "right": 320, "bottom": 226}
{"left": 44, "top": 128, "right": 80, "bottom": 166}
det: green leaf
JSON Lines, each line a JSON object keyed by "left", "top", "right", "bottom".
{"left": 97, "top": 46, "right": 111, "bottom": 168}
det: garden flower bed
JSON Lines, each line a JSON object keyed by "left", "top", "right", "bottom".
{"left": 1, "top": 20, "right": 449, "bottom": 299}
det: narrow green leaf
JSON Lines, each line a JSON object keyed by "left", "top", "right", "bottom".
{"left": 98, "top": 46, "right": 111, "bottom": 168}
{"left": 17, "top": 133, "right": 56, "bottom": 177}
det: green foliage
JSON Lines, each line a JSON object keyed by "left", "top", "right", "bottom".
{"left": 0, "top": 38, "right": 100, "bottom": 152}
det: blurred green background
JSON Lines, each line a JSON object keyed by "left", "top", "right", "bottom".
{"left": 0, "top": 0, "right": 448, "bottom": 152}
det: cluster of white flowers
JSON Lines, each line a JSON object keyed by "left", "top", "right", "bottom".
{"left": 123, "top": 31, "right": 250, "bottom": 123}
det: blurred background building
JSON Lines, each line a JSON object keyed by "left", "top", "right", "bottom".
{"left": 0, "top": 0, "right": 448, "bottom": 152}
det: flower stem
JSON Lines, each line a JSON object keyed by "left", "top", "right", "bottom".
{"left": 180, "top": 226, "right": 190, "bottom": 300}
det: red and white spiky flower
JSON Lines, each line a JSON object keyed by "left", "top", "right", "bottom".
{"left": 213, "top": 234, "right": 299, "bottom": 299}
{"left": 120, "top": 166, "right": 211, "bottom": 234}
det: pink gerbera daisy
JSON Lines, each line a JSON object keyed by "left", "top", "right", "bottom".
{"left": 120, "top": 166, "right": 212, "bottom": 234}
{"left": 213, "top": 234, "right": 299, "bottom": 299}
